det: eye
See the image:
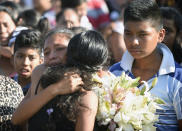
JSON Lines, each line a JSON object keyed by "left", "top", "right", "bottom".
{"left": 29, "top": 56, "right": 37, "bottom": 61}
{"left": 44, "top": 50, "right": 50, "bottom": 56}
{"left": 124, "top": 31, "right": 132, "bottom": 36}
{"left": 16, "top": 54, "right": 23, "bottom": 59}
{"left": 3, "top": 23, "right": 8, "bottom": 28}
{"left": 139, "top": 33, "right": 147, "bottom": 37}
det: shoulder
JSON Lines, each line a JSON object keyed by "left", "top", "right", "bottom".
{"left": 0, "top": 75, "right": 21, "bottom": 88}
{"left": 32, "top": 64, "right": 47, "bottom": 77}
{"left": 79, "top": 91, "right": 98, "bottom": 112}
{"left": 0, "top": 75, "right": 24, "bottom": 106}
{"left": 31, "top": 64, "right": 47, "bottom": 83}
{"left": 30, "top": 64, "right": 47, "bottom": 96}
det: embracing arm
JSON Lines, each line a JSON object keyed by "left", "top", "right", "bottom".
{"left": 12, "top": 65, "right": 83, "bottom": 125}
{"left": 75, "top": 91, "right": 98, "bottom": 131}
{"left": 178, "top": 120, "right": 182, "bottom": 131}
{"left": 11, "top": 65, "right": 54, "bottom": 125}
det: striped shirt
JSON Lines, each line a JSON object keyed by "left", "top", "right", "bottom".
{"left": 109, "top": 44, "right": 182, "bottom": 131}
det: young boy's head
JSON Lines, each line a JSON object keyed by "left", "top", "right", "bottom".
{"left": 124, "top": 0, "right": 163, "bottom": 31}
{"left": 13, "top": 29, "right": 43, "bottom": 79}
{"left": 61, "top": 0, "right": 87, "bottom": 17}
{"left": 123, "top": 0, "right": 165, "bottom": 59}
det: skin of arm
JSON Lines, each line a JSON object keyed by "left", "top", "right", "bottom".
{"left": 0, "top": 45, "right": 14, "bottom": 58}
{"left": 12, "top": 64, "right": 83, "bottom": 125}
{"left": 178, "top": 120, "right": 182, "bottom": 131}
{"left": 75, "top": 91, "right": 98, "bottom": 131}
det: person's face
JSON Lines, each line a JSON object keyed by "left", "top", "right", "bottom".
{"left": 76, "top": 2, "right": 87, "bottom": 17}
{"left": 124, "top": 20, "right": 165, "bottom": 59}
{"left": 44, "top": 33, "right": 69, "bottom": 66}
{"left": 57, "top": 10, "right": 80, "bottom": 28}
{"left": 0, "top": 11, "right": 16, "bottom": 45}
{"left": 33, "top": 0, "right": 52, "bottom": 11}
{"left": 14, "top": 48, "right": 42, "bottom": 79}
{"left": 162, "top": 19, "right": 177, "bottom": 51}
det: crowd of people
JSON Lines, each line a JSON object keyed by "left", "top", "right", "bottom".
{"left": 0, "top": 0, "right": 181, "bottom": 131}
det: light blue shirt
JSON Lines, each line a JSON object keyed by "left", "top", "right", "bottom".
{"left": 110, "top": 44, "right": 182, "bottom": 131}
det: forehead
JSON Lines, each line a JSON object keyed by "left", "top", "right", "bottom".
{"left": 44, "top": 33, "right": 69, "bottom": 48}
{"left": 15, "top": 48, "right": 40, "bottom": 55}
{"left": 124, "top": 20, "right": 158, "bottom": 32}
{"left": 76, "top": 2, "right": 87, "bottom": 9}
{"left": 0, "top": 11, "right": 14, "bottom": 23}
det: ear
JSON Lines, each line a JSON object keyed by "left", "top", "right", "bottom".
{"left": 17, "top": 18, "right": 23, "bottom": 26}
{"left": 39, "top": 57, "right": 44, "bottom": 64}
{"left": 158, "top": 28, "right": 165, "bottom": 43}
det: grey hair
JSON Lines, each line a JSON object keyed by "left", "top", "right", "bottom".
{"left": 43, "top": 27, "right": 74, "bottom": 44}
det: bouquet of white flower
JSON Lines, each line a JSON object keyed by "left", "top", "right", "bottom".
{"left": 92, "top": 72, "right": 164, "bottom": 131}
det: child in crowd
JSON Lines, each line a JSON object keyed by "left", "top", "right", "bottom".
{"left": 13, "top": 29, "right": 43, "bottom": 95}
{"left": 160, "top": 7, "right": 182, "bottom": 64}
{"left": 110, "top": 0, "right": 182, "bottom": 130}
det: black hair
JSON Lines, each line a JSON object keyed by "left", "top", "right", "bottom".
{"left": 17, "top": 9, "right": 41, "bottom": 29}
{"left": 124, "top": 0, "right": 163, "bottom": 31}
{"left": 0, "top": 5, "right": 16, "bottom": 23}
{"left": 61, "top": 0, "right": 86, "bottom": 8}
{"left": 39, "top": 65, "right": 101, "bottom": 130}
{"left": 14, "top": 29, "right": 42, "bottom": 55}
{"left": 66, "top": 30, "right": 108, "bottom": 72}
{"left": 0, "top": 1, "right": 22, "bottom": 22}
{"left": 17, "top": 9, "right": 49, "bottom": 35}
{"left": 160, "top": 7, "right": 182, "bottom": 35}
{"left": 160, "top": 7, "right": 182, "bottom": 63}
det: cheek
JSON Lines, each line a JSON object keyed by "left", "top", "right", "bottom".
{"left": 13, "top": 60, "right": 21, "bottom": 70}
{"left": 31, "top": 60, "right": 41, "bottom": 68}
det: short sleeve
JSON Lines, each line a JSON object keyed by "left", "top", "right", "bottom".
{"left": 173, "top": 86, "right": 182, "bottom": 120}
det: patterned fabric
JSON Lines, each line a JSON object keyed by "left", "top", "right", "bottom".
{"left": 0, "top": 75, "right": 24, "bottom": 131}
{"left": 109, "top": 43, "right": 182, "bottom": 131}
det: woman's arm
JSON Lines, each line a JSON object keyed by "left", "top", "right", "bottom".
{"left": 75, "top": 91, "right": 98, "bottom": 131}
{"left": 12, "top": 65, "right": 83, "bottom": 125}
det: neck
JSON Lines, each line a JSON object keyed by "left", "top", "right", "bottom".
{"left": 18, "top": 76, "right": 31, "bottom": 87}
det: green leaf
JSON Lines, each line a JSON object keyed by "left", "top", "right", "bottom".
{"left": 148, "top": 77, "right": 158, "bottom": 91}
{"left": 140, "top": 86, "right": 146, "bottom": 95}
{"left": 154, "top": 98, "right": 165, "bottom": 104}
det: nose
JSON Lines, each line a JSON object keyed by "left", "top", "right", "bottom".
{"left": 23, "top": 57, "right": 31, "bottom": 65}
{"left": 48, "top": 51, "right": 57, "bottom": 60}
{"left": 0, "top": 24, "right": 6, "bottom": 33}
{"left": 66, "top": 22, "right": 72, "bottom": 28}
{"left": 132, "top": 36, "right": 139, "bottom": 46}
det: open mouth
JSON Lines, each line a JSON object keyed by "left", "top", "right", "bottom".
{"left": 20, "top": 69, "right": 30, "bottom": 75}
